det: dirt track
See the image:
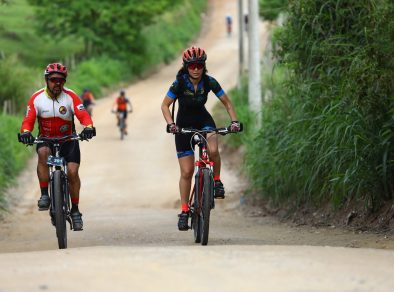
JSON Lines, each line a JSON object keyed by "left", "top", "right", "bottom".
{"left": 1, "top": 0, "right": 394, "bottom": 291}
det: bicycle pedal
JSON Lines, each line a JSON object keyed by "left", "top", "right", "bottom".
{"left": 38, "top": 207, "right": 49, "bottom": 211}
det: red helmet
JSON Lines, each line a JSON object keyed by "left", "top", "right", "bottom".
{"left": 44, "top": 63, "right": 68, "bottom": 78}
{"left": 182, "top": 46, "right": 207, "bottom": 65}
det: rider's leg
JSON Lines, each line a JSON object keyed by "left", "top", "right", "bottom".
{"left": 37, "top": 146, "right": 51, "bottom": 209}
{"left": 67, "top": 162, "right": 81, "bottom": 208}
{"left": 67, "top": 162, "right": 83, "bottom": 231}
{"left": 177, "top": 155, "right": 194, "bottom": 231}
{"left": 207, "top": 133, "right": 221, "bottom": 177}
{"left": 124, "top": 118, "right": 128, "bottom": 135}
{"left": 178, "top": 155, "right": 195, "bottom": 211}
{"left": 207, "top": 133, "right": 225, "bottom": 198}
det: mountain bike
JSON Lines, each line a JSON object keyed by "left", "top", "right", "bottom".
{"left": 176, "top": 125, "right": 242, "bottom": 245}
{"left": 112, "top": 110, "right": 128, "bottom": 140}
{"left": 18, "top": 131, "right": 94, "bottom": 249}
{"left": 118, "top": 111, "right": 126, "bottom": 140}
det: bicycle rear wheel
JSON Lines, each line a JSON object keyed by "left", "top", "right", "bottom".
{"left": 119, "top": 118, "right": 125, "bottom": 140}
{"left": 53, "top": 170, "right": 67, "bottom": 249}
{"left": 200, "top": 168, "right": 214, "bottom": 245}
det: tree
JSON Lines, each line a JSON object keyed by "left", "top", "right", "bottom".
{"left": 27, "top": 0, "right": 177, "bottom": 59}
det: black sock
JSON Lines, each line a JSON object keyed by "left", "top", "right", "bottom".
{"left": 71, "top": 204, "right": 79, "bottom": 213}
{"left": 40, "top": 187, "right": 48, "bottom": 197}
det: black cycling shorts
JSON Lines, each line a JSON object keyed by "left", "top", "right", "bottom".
{"left": 175, "top": 113, "right": 216, "bottom": 158}
{"left": 117, "top": 109, "right": 128, "bottom": 119}
{"left": 36, "top": 140, "right": 81, "bottom": 164}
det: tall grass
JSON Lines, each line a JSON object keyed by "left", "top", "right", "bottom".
{"left": 0, "top": 115, "right": 33, "bottom": 211}
{"left": 237, "top": 0, "right": 394, "bottom": 210}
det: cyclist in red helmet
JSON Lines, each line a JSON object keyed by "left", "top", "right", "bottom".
{"left": 18, "top": 62, "right": 96, "bottom": 231}
{"left": 161, "top": 46, "right": 242, "bottom": 231}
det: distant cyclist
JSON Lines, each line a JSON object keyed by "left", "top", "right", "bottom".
{"left": 225, "top": 15, "right": 233, "bottom": 36}
{"left": 18, "top": 63, "right": 96, "bottom": 231}
{"left": 160, "top": 46, "right": 242, "bottom": 231}
{"left": 112, "top": 90, "right": 133, "bottom": 135}
{"left": 80, "top": 88, "right": 95, "bottom": 116}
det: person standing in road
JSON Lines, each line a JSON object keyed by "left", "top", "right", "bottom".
{"left": 160, "top": 46, "right": 242, "bottom": 231}
{"left": 18, "top": 63, "right": 96, "bottom": 231}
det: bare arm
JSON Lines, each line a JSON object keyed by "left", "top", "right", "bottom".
{"left": 161, "top": 96, "right": 175, "bottom": 124}
{"left": 219, "top": 93, "right": 238, "bottom": 121}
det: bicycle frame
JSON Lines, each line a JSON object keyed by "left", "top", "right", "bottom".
{"left": 189, "top": 133, "right": 215, "bottom": 215}
{"left": 46, "top": 140, "right": 71, "bottom": 226}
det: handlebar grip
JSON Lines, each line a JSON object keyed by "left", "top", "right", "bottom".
{"left": 239, "top": 122, "right": 244, "bottom": 132}
{"left": 17, "top": 133, "right": 21, "bottom": 142}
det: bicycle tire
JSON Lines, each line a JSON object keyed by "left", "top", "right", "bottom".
{"left": 192, "top": 191, "right": 201, "bottom": 243}
{"left": 200, "top": 168, "right": 213, "bottom": 245}
{"left": 119, "top": 118, "right": 125, "bottom": 140}
{"left": 53, "top": 170, "right": 67, "bottom": 249}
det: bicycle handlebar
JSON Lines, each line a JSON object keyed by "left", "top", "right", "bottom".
{"left": 18, "top": 132, "right": 90, "bottom": 146}
{"left": 167, "top": 123, "right": 243, "bottom": 135}
{"left": 33, "top": 134, "right": 81, "bottom": 144}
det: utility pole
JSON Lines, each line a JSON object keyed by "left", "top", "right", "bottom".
{"left": 248, "top": 0, "right": 262, "bottom": 124}
{"left": 238, "top": 0, "right": 245, "bottom": 88}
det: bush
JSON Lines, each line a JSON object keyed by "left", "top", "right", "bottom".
{"left": 0, "top": 115, "right": 33, "bottom": 211}
{"left": 0, "top": 55, "right": 39, "bottom": 113}
{"left": 259, "top": 0, "right": 287, "bottom": 21}
{"left": 246, "top": 0, "right": 394, "bottom": 209}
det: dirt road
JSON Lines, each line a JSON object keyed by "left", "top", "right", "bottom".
{"left": 1, "top": 0, "right": 394, "bottom": 291}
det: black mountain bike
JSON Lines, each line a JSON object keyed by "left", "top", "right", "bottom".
{"left": 112, "top": 111, "right": 127, "bottom": 140}
{"left": 18, "top": 131, "right": 94, "bottom": 249}
{"left": 176, "top": 125, "right": 242, "bottom": 245}
{"left": 118, "top": 111, "right": 126, "bottom": 140}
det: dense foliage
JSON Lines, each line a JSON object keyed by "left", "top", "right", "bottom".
{"left": 0, "top": 56, "right": 39, "bottom": 114}
{"left": 27, "top": 0, "right": 181, "bottom": 60}
{"left": 0, "top": 115, "right": 33, "bottom": 211}
{"left": 245, "top": 0, "right": 394, "bottom": 209}
{"left": 0, "top": 0, "right": 207, "bottom": 212}
{"left": 259, "top": 0, "right": 287, "bottom": 21}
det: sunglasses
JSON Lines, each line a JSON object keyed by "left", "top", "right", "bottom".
{"left": 48, "top": 77, "right": 66, "bottom": 84}
{"left": 188, "top": 63, "right": 205, "bottom": 70}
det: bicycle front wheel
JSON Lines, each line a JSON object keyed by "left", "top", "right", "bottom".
{"left": 191, "top": 189, "right": 201, "bottom": 243}
{"left": 119, "top": 118, "right": 125, "bottom": 140}
{"left": 200, "top": 168, "right": 214, "bottom": 246}
{"left": 53, "top": 170, "right": 67, "bottom": 249}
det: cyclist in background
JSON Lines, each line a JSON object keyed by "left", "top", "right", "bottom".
{"left": 160, "top": 46, "right": 242, "bottom": 231}
{"left": 112, "top": 90, "right": 133, "bottom": 135}
{"left": 18, "top": 63, "right": 96, "bottom": 231}
{"left": 80, "top": 88, "right": 96, "bottom": 116}
{"left": 225, "top": 15, "right": 233, "bottom": 36}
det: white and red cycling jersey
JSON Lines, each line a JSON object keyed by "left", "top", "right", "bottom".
{"left": 21, "top": 87, "right": 93, "bottom": 137}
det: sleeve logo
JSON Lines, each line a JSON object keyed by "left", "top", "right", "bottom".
{"left": 77, "top": 104, "right": 85, "bottom": 111}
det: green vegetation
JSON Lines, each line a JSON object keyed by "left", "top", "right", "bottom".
{"left": 0, "top": 0, "right": 207, "bottom": 112}
{"left": 259, "top": 0, "right": 287, "bottom": 21}
{"left": 0, "top": 115, "right": 33, "bottom": 211}
{"left": 27, "top": 0, "right": 181, "bottom": 60}
{"left": 232, "top": 0, "right": 394, "bottom": 211}
{"left": 0, "top": 0, "right": 83, "bottom": 66}
{"left": 0, "top": 0, "right": 207, "bottom": 211}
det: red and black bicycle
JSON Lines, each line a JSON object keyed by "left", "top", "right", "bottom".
{"left": 177, "top": 125, "right": 242, "bottom": 245}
